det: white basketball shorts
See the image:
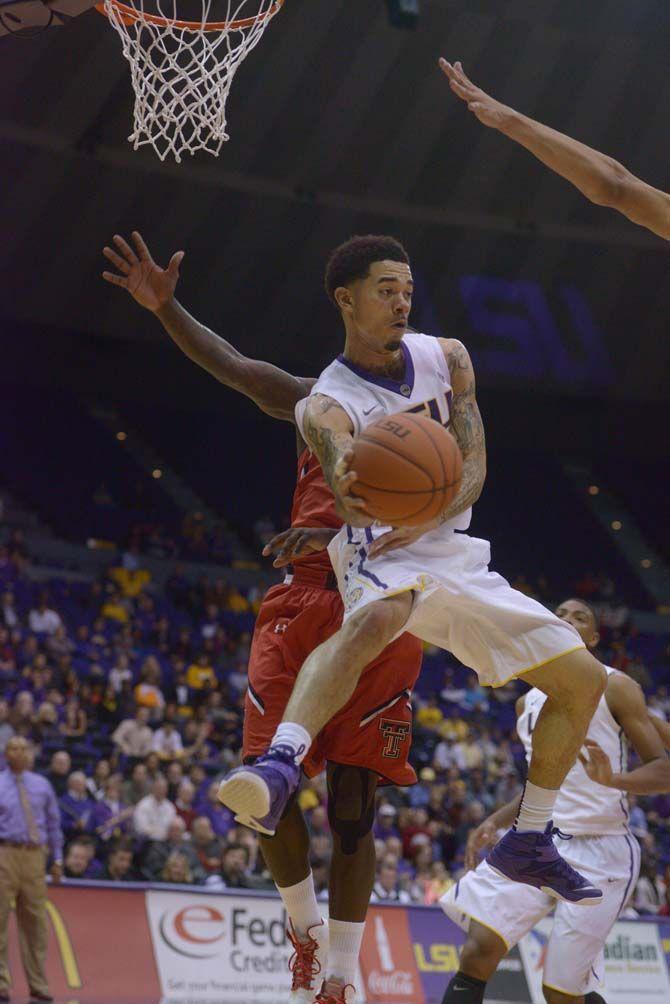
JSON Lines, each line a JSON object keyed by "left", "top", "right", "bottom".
{"left": 440, "top": 832, "right": 641, "bottom": 996}
{"left": 328, "top": 527, "right": 585, "bottom": 687}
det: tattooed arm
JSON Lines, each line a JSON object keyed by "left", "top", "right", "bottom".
{"left": 301, "top": 394, "right": 372, "bottom": 526}
{"left": 438, "top": 338, "right": 487, "bottom": 520}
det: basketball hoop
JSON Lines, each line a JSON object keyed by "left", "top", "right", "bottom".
{"left": 98, "top": 0, "right": 284, "bottom": 162}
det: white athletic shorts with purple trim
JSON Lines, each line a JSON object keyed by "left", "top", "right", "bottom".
{"left": 441, "top": 832, "right": 641, "bottom": 996}
{"left": 327, "top": 526, "right": 585, "bottom": 687}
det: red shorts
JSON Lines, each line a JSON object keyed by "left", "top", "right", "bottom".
{"left": 242, "top": 569, "right": 423, "bottom": 785}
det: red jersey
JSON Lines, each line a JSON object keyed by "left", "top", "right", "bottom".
{"left": 291, "top": 447, "right": 341, "bottom": 573}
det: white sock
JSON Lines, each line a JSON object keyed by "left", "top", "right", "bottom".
{"left": 272, "top": 722, "right": 312, "bottom": 765}
{"left": 514, "top": 780, "right": 558, "bottom": 832}
{"left": 277, "top": 872, "right": 322, "bottom": 940}
{"left": 327, "top": 918, "right": 365, "bottom": 987}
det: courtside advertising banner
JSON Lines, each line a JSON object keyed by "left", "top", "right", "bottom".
{"left": 6, "top": 885, "right": 670, "bottom": 1004}
{"left": 145, "top": 890, "right": 293, "bottom": 1004}
{"left": 520, "top": 917, "right": 670, "bottom": 1004}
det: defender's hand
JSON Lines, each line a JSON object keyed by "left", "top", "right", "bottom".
{"left": 263, "top": 527, "right": 338, "bottom": 568}
{"left": 464, "top": 821, "right": 498, "bottom": 872}
{"left": 439, "top": 59, "right": 514, "bottom": 131}
{"left": 102, "top": 230, "right": 184, "bottom": 312}
{"left": 367, "top": 523, "right": 430, "bottom": 559}
{"left": 579, "top": 740, "right": 615, "bottom": 787}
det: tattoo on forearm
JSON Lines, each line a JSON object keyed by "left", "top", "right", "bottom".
{"left": 303, "top": 396, "right": 348, "bottom": 486}
{"left": 440, "top": 383, "right": 487, "bottom": 521}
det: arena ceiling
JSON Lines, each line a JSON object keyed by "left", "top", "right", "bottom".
{"left": 3, "top": 0, "right": 670, "bottom": 398}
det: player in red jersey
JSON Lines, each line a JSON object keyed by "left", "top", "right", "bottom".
{"left": 102, "top": 231, "right": 423, "bottom": 1004}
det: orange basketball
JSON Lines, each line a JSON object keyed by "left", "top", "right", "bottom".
{"left": 350, "top": 412, "right": 463, "bottom": 527}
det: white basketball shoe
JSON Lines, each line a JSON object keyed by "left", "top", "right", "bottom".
{"left": 287, "top": 918, "right": 329, "bottom": 1004}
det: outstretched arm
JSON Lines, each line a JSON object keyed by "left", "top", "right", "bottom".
{"left": 580, "top": 674, "right": 670, "bottom": 795}
{"left": 102, "top": 231, "right": 312, "bottom": 421}
{"left": 440, "top": 59, "right": 670, "bottom": 241}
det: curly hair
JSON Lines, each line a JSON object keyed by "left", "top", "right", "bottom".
{"left": 324, "top": 234, "right": 410, "bottom": 305}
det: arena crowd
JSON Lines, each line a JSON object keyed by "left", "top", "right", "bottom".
{"left": 1, "top": 532, "right": 669, "bottom": 914}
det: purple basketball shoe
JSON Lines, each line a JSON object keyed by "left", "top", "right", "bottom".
{"left": 217, "top": 743, "right": 302, "bottom": 836}
{"left": 487, "top": 823, "right": 603, "bottom": 905}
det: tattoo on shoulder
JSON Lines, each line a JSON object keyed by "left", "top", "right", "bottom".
{"left": 445, "top": 340, "right": 470, "bottom": 375}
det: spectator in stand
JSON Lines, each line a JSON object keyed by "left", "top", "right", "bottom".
{"left": 143, "top": 817, "right": 205, "bottom": 884}
{"left": 205, "top": 843, "right": 250, "bottom": 890}
{"left": 186, "top": 653, "right": 218, "bottom": 692}
{"left": 0, "top": 699, "right": 15, "bottom": 753}
{"left": 33, "top": 703, "right": 60, "bottom": 745}
{"left": 122, "top": 761, "right": 152, "bottom": 805}
{"left": 0, "top": 591, "right": 19, "bottom": 630}
{"left": 134, "top": 658, "right": 165, "bottom": 719}
{"left": 9, "top": 691, "right": 35, "bottom": 737}
{"left": 59, "top": 772, "right": 96, "bottom": 840}
{"left": 60, "top": 697, "right": 88, "bottom": 740}
{"left": 101, "top": 839, "right": 137, "bottom": 881}
{"left": 160, "top": 851, "right": 193, "bottom": 885}
{"left": 86, "top": 760, "right": 111, "bottom": 801}
{"left": 133, "top": 775, "right": 176, "bottom": 841}
{"left": 152, "top": 719, "right": 184, "bottom": 761}
{"left": 165, "top": 760, "right": 184, "bottom": 800}
{"left": 0, "top": 737, "right": 62, "bottom": 1004}
{"left": 374, "top": 803, "right": 400, "bottom": 841}
{"left": 433, "top": 736, "right": 466, "bottom": 773}
{"left": 63, "top": 837, "right": 102, "bottom": 879}
{"left": 634, "top": 852, "right": 667, "bottom": 914}
{"left": 174, "top": 779, "right": 197, "bottom": 830}
{"left": 190, "top": 816, "right": 224, "bottom": 875}
{"left": 402, "top": 808, "right": 432, "bottom": 860}
{"left": 112, "top": 707, "right": 154, "bottom": 759}
{"left": 109, "top": 653, "right": 133, "bottom": 694}
{"left": 370, "top": 856, "right": 411, "bottom": 903}
{"left": 101, "top": 589, "right": 129, "bottom": 625}
{"left": 459, "top": 676, "right": 490, "bottom": 714}
{"left": 92, "top": 775, "right": 134, "bottom": 843}
{"left": 45, "top": 750, "right": 72, "bottom": 797}
{"left": 28, "top": 595, "right": 63, "bottom": 636}
{"left": 415, "top": 695, "right": 444, "bottom": 732}
{"left": 195, "top": 781, "right": 234, "bottom": 838}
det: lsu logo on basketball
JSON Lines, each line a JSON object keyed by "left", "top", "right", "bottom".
{"left": 379, "top": 719, "right": 410, "bottom": 758}
{"left": 377, "top": 419, "right": 412, "bottom": 440}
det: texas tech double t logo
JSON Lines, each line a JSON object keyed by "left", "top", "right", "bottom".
{"left": 379, "top": 719, "right": 411, "bottom": 759}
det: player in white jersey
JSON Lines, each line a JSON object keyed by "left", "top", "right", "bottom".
{"left": 440, "top": 598, "right": 670, "bottom": 1004}
{"left": 219, "top": 236, "right": 609, "bottom": 997}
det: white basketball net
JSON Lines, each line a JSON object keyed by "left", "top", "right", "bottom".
{"left": 103, "top": 0, "right": 282, "bottom": 162}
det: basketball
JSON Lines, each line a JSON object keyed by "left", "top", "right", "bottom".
{"left": 350, "top": 412, "right": 463, "bottom": 527}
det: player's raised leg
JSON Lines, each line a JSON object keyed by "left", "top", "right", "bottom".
{"left": 217, "top": 592, "right": 412, "bottom": 836}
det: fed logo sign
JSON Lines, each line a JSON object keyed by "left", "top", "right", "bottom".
{"left": 159, "top": 904, "right": 226, "bottom": 959}
{"left": 147, "top": 891, "right": 294, "bottom": 1004}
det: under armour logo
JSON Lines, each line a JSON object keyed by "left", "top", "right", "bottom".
{"left": 379, "top": 718, "right": 410, "bottom": 758}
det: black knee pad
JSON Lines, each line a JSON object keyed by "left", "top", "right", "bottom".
{"left": 327, "top": 764, "right": 377, "bottom": 855}
{"left": 584, "top": 994, "right": 607, "bottom": 1004}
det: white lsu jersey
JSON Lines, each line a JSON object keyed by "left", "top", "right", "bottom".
{"left": 518, "top": 667, "right": 631, "bottom": 836}
{"left": 294, "top": 331, "right": 471, "bottom": 537}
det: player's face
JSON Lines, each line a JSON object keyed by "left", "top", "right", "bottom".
{"left": 555, "top": 599, "right": 599, "bottom": 647}
{"left": 345, "top": 260, "right": 414, "bottom": 351}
